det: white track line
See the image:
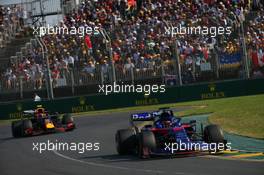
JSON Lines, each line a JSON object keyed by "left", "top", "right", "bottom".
{"left": 52, "top": 150, "right": 188, "bottom": 175}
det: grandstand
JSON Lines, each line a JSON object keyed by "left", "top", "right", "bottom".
{"left": 0, "top": 0, "right": 263, "bottom": 102}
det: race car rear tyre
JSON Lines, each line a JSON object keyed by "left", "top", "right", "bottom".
{"left": 115, "top": 129, "right": 136, "bottom": 155}
{"left": 62, "top": 114, "right": 73, "bottom": 124}
{"left": 22, "top": 119, "right": 33, "bottom": 136}
{"left": 203, "top": 124, "right": 224, "bottom": 144}
{"left": 12, "top": 121, "right": 23, "bottom": 138}
{"left": 138, "top": 131, "right": 156, "bottom": 159}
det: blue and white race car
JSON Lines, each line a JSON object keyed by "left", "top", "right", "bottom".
{"left": 115, "top": 108, "right": 227, "bottom": 158}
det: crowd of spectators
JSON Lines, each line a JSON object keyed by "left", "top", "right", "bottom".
{"left": 2, "top": 54, "right": 44, "bottom": 90}
{"left": 0, "top": 4, "right": 30, "bottom": 91}
{"left": 246, "top": 10, "right": 264, "bottom": 78}
{"left": 0, "top": 4, "right": 27, "bottom": 48}
{"left": 1, "top": 0, "right": 264, "bottom": 91}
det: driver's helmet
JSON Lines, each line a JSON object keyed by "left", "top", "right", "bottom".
{"left": 35, "top": 105, "right": 46, "bottom": 118}
{"left": 159, "top": 112, "right": 172, "bottom": 128}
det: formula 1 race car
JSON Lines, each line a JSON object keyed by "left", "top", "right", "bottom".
{"left": 11, "top": 105, "right": 75, "bottom": 137}
{"left": 115, "top": 107, "right": 227, "bottom": 158}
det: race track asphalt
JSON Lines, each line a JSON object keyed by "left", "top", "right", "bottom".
{"left": 0, "top": 111, "right": 263, "bottom": 175}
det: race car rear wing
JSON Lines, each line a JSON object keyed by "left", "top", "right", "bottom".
{"left": 130, "top": 113, "right": 154, "bottom": 122}
{"left": 23, "top": 110, "right": 35, "bottom": 115}
{"left": 22, "top": 110, "right": 58, "bottom": 119}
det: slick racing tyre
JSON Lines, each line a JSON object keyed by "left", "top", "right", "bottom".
{"left": 11, "top": 121, "right": 23, "bottom": 138}
{"left": 115, "top": 129, "right": 136, "bottom": 155}
{"left": 138, "top": 131, "right": 156, "bottom": 159}
{"left": 203, "top": 124, "right": 224, "bottom": 143}
{"left": 22, "top": 119, "right": 33, "bottom": 136}
{"left": 203, "top": 124, "right": 225, "bottom": 153}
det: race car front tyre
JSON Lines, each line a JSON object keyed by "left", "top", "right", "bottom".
{"left": 203, "top": 124, "right": 224, "bottom": 143}
{"left": 138, "top": 131, "right": 156, "bottom": 159}
{"left": 22, "top": 119, "right": 33, "bottom": 136}
{"left": 62, "top": 114, "right": 73, "bottom": 124}
{"left": 11, "top": 121, "right": 23, "bottom": 138}
{"left": 203, "top": 124, "right": 225, "bottom": 153}
{"left": 115, "top": 129, "right": 136, "bottom": 155}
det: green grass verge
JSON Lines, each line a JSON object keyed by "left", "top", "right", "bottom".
{"left": 1, "top": 94, "right": 263, "bottom": 139}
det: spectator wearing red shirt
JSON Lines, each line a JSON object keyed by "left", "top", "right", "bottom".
{"left": 52, "top": 67, "right": 60, "bottom": 88}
